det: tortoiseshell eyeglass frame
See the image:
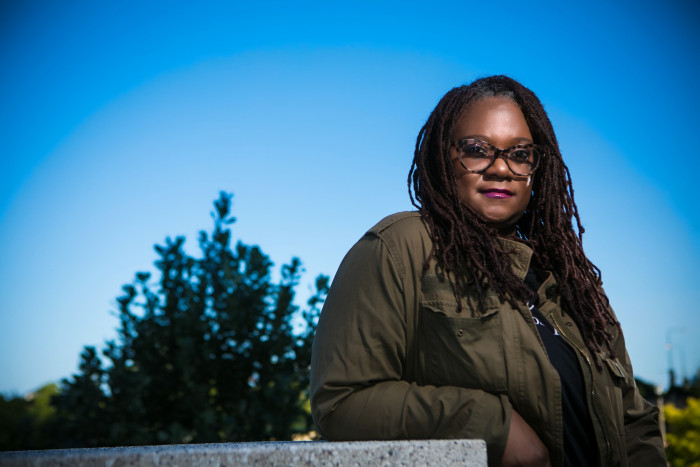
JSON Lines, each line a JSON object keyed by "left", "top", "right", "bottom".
{"left": 451, "top": 138, "right": 546, "bottom": 176}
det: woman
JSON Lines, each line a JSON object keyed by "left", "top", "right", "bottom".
{"left": 309, "top": 76, "right": 665, "bottom": 466}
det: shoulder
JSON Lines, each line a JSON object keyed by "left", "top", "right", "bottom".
{"left": 360, "top": 212, "right": 432, "bottom": 277}
{"left": 367, "top": 211, "right": 429, "bottom": 241}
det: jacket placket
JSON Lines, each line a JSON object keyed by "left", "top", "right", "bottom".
{"left": 541, "top": 291, "right": 617, "bottom": 467}
{"left": 513, "top": 300, "right": 565, "bottom": 466}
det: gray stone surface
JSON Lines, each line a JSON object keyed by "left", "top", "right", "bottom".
{"left": 0, "top": 440, "right": 486, "bottom": 466}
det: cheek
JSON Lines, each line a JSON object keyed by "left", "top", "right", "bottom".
{"left": 455, "top": 173, "right": 479, "bottom": 202}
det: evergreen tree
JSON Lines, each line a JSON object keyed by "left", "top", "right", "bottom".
{"left": 51, "top": 192, "right": 328, "bottom": 447}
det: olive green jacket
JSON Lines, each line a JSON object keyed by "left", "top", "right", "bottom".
{"left": 310, "top": 212, "right": 665, "bottom": 466}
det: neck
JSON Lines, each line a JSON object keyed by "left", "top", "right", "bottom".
{"left": 495, "top": 225, "right": 518, "bottom": 238}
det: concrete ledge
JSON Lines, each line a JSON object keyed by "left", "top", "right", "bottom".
{"left": 0, "top": 439, "right": 487, "bottom": 466}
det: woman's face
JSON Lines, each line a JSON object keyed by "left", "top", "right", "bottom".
{"left": 450, "top": 97, "right": 534, "bottom": 234}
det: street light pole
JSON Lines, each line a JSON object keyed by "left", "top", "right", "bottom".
{"left": 666, "top": 326, "right": 686, "bottom": 389}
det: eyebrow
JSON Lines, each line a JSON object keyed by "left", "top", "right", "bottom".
{"left": 461, "top": 135, "right": 534, "bottom": 145}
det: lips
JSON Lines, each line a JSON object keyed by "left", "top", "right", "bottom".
{"left": 481, "top": 188, "right": 514, "bottom": 199}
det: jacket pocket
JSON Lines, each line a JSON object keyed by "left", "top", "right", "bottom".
{"left": 600, "top": 355, "right": 627, "bottom": 435}
{"left": 419, "top": 300, "right": 508, "bottom": 392}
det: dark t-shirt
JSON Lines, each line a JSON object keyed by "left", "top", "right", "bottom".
{"left": 524, "top": 267, "right": 598, "bottom": 467}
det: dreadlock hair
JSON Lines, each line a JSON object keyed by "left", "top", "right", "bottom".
{"left": 408, "top": 75, "right": 620, "bottom": 360}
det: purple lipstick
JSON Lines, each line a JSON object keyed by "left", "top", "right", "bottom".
{"left": 481, "top": 189, "right": 513, "bottom": 199}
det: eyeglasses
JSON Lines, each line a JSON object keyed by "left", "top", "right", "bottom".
{"left": 452, "top": 138, "right": 545, "bottom": 176}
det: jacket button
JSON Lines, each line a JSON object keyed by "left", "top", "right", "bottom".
{"left": 456, "top": 329, "right": 464, "bottom": 337}
{"left": 565, "top": 321, "right": 573, "bottom": 326}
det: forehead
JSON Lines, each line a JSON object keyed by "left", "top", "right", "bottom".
{"left": 452, "top": 97, "right": 532, "bottom": 142}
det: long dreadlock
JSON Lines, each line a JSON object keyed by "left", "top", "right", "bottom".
{"left": 408, "top": 75, "right": 620, "bottom": 360}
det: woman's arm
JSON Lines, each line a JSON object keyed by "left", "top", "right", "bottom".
{"left": 613, "top": 328, "right": 667, "bottom": 464}
{"left": 310, "top": 231, "right": 514, "bottom": 462}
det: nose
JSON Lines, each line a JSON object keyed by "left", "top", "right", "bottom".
{"left": 484, "top": 152, "right": 512, "bottom": 179}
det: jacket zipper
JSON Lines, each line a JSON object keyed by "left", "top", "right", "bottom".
{"left": 550, "top": 315, "right": 612, "bottom": 467}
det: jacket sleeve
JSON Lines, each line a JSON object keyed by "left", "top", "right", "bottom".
{"left": 310, "top": 232, "right": 513, "bottom": 463}
{"left": 613, "top": 326, "right": 667, "bottom": 464}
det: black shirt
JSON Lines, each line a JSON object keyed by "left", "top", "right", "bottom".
{"left": 524, "top": 267, "right": 598, "bottom": 467}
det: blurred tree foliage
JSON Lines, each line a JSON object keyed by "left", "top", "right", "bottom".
{"left": 665, "top": 397, "right": 700, "bottom": 467}
{"left": 0, "top": 384, "right": 58, "bottom": 450}
{"left": 38, "top": 192, "right": 328, "bottom": 448}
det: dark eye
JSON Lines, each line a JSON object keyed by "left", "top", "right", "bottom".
{"left": 509, "top": 148, "right": 532, "bottom": 163}
{"left": 462, "top": 142, "right": 489, "bottom": 158}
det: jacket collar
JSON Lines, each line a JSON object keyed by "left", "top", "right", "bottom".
{"left": 496, "top": 237, "right": 533, "bottom": 281}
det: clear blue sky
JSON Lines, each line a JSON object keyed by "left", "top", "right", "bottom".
{"left": 1, "top": 0, "right": 699, "bottom": 395}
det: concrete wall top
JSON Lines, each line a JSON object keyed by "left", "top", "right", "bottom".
{"left": 0, "top": 439, "right": 487, "bottom": 466}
